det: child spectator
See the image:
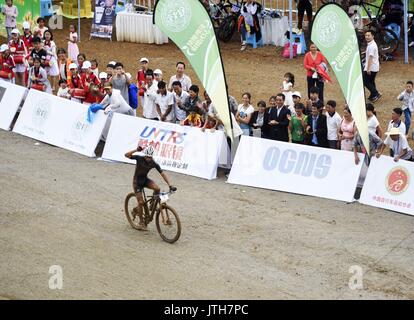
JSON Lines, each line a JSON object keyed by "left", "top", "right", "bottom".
{"left": 67, "top": 24, "right": 79, "bottom": 62}
{"left": 80, "top": 61, "right": 100, "bottom": 105}
{"left": 22, "top": 21, "right": 33, "bottom": 52}
{"left": 28, "top": 57, "right": 52, "bottom": 93}
{"left": 57, "top": 79, "right": 71, "bottom": 99}
{"left": 8, "top": 28, "right": 27, "bottom": 86}
{"left": 281, "top": 72, "right": 295, "bottom": 111}
{"left": 36, "top": 17, "right": 48, "bottom": 39}
{"left": 43, "top": 30, "right": 59, "bottom": 93}
{"left": 2, "top": 0, "right": 18, "bottom": 41}
{"left": 91, "top": 59, "right": 99, "bottom": 78}
{"left": 0, "top": 44, "right": 15, "bottom": 83}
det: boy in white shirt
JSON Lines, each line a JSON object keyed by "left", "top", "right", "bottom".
{"left": 155, "top": 81, "right": 175, "bottom": 122}
{"left": 57, "top": 79, "right": 71, "bottom": 99}
{"left": 325, "top": 100, "right": 342, "bottom": 149}
{"left": 397, "top": 80, "right": 414, "bottom": 136}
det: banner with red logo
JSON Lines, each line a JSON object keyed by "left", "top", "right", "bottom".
{"left": 101, "top": 114, "right": 228, "bottom": 180}
{"left": 360, "top": 156, "right": 414, "bottom": 216}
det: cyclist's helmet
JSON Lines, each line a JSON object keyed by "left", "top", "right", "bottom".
{"left": 143, "top": 145, "right": 155, "bottom": 157}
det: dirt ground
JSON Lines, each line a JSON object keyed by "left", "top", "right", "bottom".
{"left": 1, "top": 17, "right": 414, "bottom": 299}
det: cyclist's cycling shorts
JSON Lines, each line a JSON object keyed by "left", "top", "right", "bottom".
{"left": 134, "top": 176, "right": 153, "bottom": 193}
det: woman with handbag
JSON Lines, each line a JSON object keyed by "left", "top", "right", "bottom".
{"left": 28, "top": 57, "right": 52, "bottom": 93}
{"left": 8, "top": 28, "right": 27, "bottom": 86}
{"left": 303, "top": 43, "right": 329, "bottom": 103}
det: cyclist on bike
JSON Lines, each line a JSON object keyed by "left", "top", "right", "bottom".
{"left": 125, "top": 144, "right": 177, "bottom": 231}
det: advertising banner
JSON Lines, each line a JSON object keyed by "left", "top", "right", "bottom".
{"left": 360, "top": 156, "right": 414, "bottom": 216}
{"left": 90, "top": 0, "right": 118, "bottom": 39}
{"left": 154, "top": 0, "right": 233, "bottom": 140}
{"left": 12, "top": 89, "right": 107, "bottom": 157}
{"left": 101, "top": 114, "right": 227, "bottom": 180}
{"left": 227, "top": 136, "right": 364, "bottom": 202}
{"left": 312, "top": 4, "right": 369, "bottom": 151}
{"left": 0, "top": 80, "right": 27, "bottom": 130}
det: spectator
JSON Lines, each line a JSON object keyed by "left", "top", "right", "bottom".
{"left": 238, "top": 0, "right": 262, "bottom": 51}
{"left": 28, "top": 57, "right": 52, "bottom": 93}
{"left": 379, "top": 127, "right": 413, "bottom": 162}
{"left": 387, "top": 107, "right": 406, "bottom": 136}
{"left": 91, "top": 59, "right": 99, "bottom": 78}
{"left": 67, "top": 24, "right": 79, "bottom": 62}
{"left": 281, "top": 72, "right": 295, "bottom": 113}
{"left": 0, "top": 44, "right": 14, "bottom": 83}
{"left": 326, "top": 100, "right": 342, "bottom": 149}
{"left": 305, "top": 87, "right": 323, "bottom": 116}
{"left": 265, "top": 93, "right": 290, "bottom": 142}
{"left": 95, "top": 72, "right": 108, "bottom": 103}
{"left": 338, "top": 107, "right": 356, "bottom": 151}
{"left": 172, "top": 80, "right": 189, "bottom": 123}
{"left": 154, "top": 69, "right": 163, "bottom": 82}
{"left": 57, "top": 79, "right": 71, "bottom": 99}
{"left": 353, "top": 130, "right": 384, "bottom": 165}
{"left": 201, "top": 92, "right": 223, "bottom": 131}
{"left": 142, "top": 70, "right": 159, "bottom": 120}
{"left": 304, "top": 43, "right": 328, "bottom": 102}
{"left": 30, "top": 36, "right": 47, "bottom": 67}
{"left": 111, "top": 62, "right": 130, "bottom": 104}
{"left": 181, "top": 108, "right": 203, "bottom": 127}
{"left": 182, "top": 84, "right": 202, "bottom": 115}
{"left": 43, "top": 30, "right": 59, "bottom": 93}
{"left": 366, "top": 103, "right": 383, "bottom": 138}
{"left": 80, "top": 61, "right": 100, "bottom": 105}
{"left": 57, "top": 48, "right": 72, "bottom": 84}
{"left": 155, "top": 81, "right": 175, "bottom": 122}
{"left": 306, "top": 104, "right": 328, "bottom": 148}
{"left": 363, "top": 30, "right": 382, "bottom": 102}
{"left": 297, "top": 0, "right": 312, "bottom": 31}
{"left": 8, "top": 28, "right": 27, "bottom": 86}
{"left": 77, "top": 53, "right": 86, "bottom": 71}
{"left": 292, "top": 91, "right": 302, "bottom": 107}
{"left": 397, "top": 80, "right": 414, "bottom": 136}
{"left": 168, "top": 62, "right": 192, "bottom": 92}
{"left": 106, "top": 61, "right": 116, "bottom": 80}
{"left": 22, "top": 21, "right": 33, "bottom": 52}
{"left": 136, "top": 57, "right": 149, "bottom": 107}
{"left": 67, "top": 63, "right": 83, "bottom": 104}
{"left": 235, "top": 92, "right": 255, "bottom": 136}
{"left": 288, "top": 102, "right": 308, "bottom": 144}
{"left": 36, "top": 17, "right": 48, "bottom": 39}
{"left": 250, "top": 100, "right": 267, "bottom": 138}
{"left": 2, "top": 0, "right": 18, "bottom": 41}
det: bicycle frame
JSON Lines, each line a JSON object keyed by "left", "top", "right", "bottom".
{"left": 141, "top": 189, "right": 173, "bottom": 224}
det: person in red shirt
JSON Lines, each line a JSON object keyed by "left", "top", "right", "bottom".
{"left": 8, "top": 28, "right": 27, "bottom": 86}
{"left": 0, "top": 44, "right": 15, "bottom": 83}
{"left": 68, "top": 63, "right": 84, "bottom": 103}
{"left": 303, "top": 43, "right": 328, "bottom": 103}
{"left": 136, "top": 57, "right": 149, "bottom": 108}
{"left": 80, "top": 60, "right": 100, "bottom": 105}
{"left": 22, "top": 22, "right": 33, "bottom": 52}
{"left": 95, "top": 72, "right": 108, "bottom": 103}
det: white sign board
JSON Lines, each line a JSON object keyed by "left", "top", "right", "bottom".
{"left": 13, "top": 89, "right": 107, "bottom": 157}
{"left": 228, "top": 136, "right": 364, "bottom": 202}
{"left": 0, "top": 80, "right": 27, "bottom": 130}
{"left": 360, "top": 156, "right": 414, "bottom": 216}
{"left": 101, "top": 114, "right": 227, "bottom": 180}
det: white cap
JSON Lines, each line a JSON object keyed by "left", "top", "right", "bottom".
{"left": 140, "top": 57, "right": 149, "bottom": 63}
{"left": 154, "top": 69, "right": 162, "bottom": 75}
{"left": 11, "top": 28, "right": 20, "bottom": 35}
{"left": 22, "top": 21, "right": 31, "bottom": 30}
{"left": 125, "top": 72, "right": 132, "bottom": 80}
{"left": 0, "top": 44, "right": 9, "bottom": 53}
{"left": 292, "top": 91, "right": 301, "bottom": 98}
{"left": 99, "top": 72, "right": 108, "bottom": 79}
{"left": 82, "top": 61, "right": 92, "bottom": 69}
{"left": 69, "top": 63, "right": 78, "bottom": 70}
{"left": 108, "top": 60, "right": 116, "bottom": 67}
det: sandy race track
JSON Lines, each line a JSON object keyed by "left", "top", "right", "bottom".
{"left": 0, "top": 129, "right": 413, "bottom": 300}
{"left": 1, "top": 16, "right": 414, "bottom": 300}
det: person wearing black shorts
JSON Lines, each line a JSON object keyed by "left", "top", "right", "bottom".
{"left": 125, "top": 145, "right": 176, "bottom": 230}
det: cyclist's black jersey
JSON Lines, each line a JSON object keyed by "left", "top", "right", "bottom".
{"left": 131, "top": 155, "right": 163, "bottom": 178}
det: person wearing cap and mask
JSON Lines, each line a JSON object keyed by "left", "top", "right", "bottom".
{"left": 80, "top": 61, "right": 100, "bottom": 105}
{"left": 22, "top": 22, "right": 34, "bottom": 52}
{"left": 136, "top": 57, "right": 149, "bottom": 108}
{"left": 0, "top": 44, "right": 15, "bottom": 83}
{"left": 377, "top": 127, "right": 413, "bottom": 162}
{"left": 8, "top": 28, "right": 27, "bottom": 86}
{"left": 2, "top": 0, "right": 18, "bottom": 41}
{"left": 100, "top": 82, "right": 134, "bottom": 141}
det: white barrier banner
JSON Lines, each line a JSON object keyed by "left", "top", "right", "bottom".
{"left": 360, "top": 156, "right": 414, "bottom": 216}
{"left": 13, "top": 89, "right": 107, "bottom": 157}
{"left": 0, "top": 80, "right": 27, "bottom": 130}
{"left": 101, "top": 114, "right": 227, "bottom": 180}
{"left": 228, "top": 136, "right": 364, "bottom": 202}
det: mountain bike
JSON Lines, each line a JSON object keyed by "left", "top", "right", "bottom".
{"left": 207, "top": 0, "right": 242, "bottom": 42}
{"left": 124, "top": 189, "right": 181, "bottom": 243}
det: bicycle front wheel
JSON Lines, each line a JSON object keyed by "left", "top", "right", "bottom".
{"left": 155, "top": 204, "right": 181, "bottom": 244}
{"left": 124, "top": 192, "right": 143, "bottom": 230}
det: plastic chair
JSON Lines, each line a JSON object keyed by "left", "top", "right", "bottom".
{"left": 245, "top": 32, "right": 263, "bottom": 49}
{"left": 40, "top": 0, "right": 53, "bottom": 18}
{"left": 290, "top": 32, "right": 306, "bottom": 55}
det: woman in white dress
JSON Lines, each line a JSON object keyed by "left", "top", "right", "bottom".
{"left": 43, "top": 29, "right": 59, "bottom": 93}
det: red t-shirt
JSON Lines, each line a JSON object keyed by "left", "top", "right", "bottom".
{"left": 69, "top": 74, "right": 83, "bottom": 89}
{"left": 136, "top": 69, "right": 146, "bottom": 96}
{"left": 81, "top": 72, "right": 101, "bottom": 103}
{"left": 8, "top": 39, "right": 27, "bottom": 64}
{"left": 23, "top": 34, "right": 34, "bottom": 51}
{"left": 303, "top": 52, "right": 328, "bottom": 78}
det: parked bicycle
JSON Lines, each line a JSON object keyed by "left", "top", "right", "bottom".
{"left": 207, "top": 0, "right": 242, "bottom": 42}
{"left": 124, "top": 189, "right": 181, "bottom": 243}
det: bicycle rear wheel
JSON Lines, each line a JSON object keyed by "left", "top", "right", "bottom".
{"left": 155, "top": 204, "right": 181, "bottom": 244}
{"left": 376, "top": 28, "right": 399, "bottom": 55}
{"left": 124, "top": 192, "right": 143, "bottom": 230}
